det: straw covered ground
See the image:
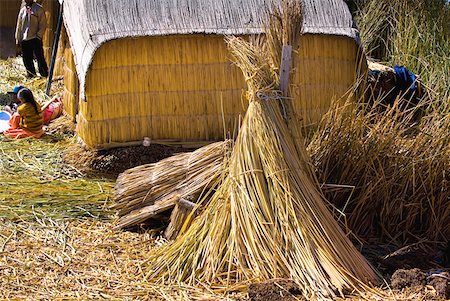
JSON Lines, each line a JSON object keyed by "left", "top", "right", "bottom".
{"left": 0, "top": 60, "right": 243, "bottom": 300}
{"left": 0, "top": 132, "right": 446, "bottom": 300}
{"left": 1, "top": 0, "right": 449, "bottom": 297}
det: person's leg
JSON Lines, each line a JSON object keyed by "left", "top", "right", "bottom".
{"left": 33, "top": 38, "right": 49, "bottom": 77}
{"left": 9, "top": 113, "right": 21, "bottom": 129}
{"left": 20, "top": 40, "right": 36, "bottom": 78}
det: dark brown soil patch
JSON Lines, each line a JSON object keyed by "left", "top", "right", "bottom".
{"left": 360, "top": 241, "right": 448, "bottom": 277}
{"left": 391, "top": 269, "right": 449, "bottom": 300}
{"left": 380, "top": 244, "right": 443, "bottom": 273}
{"left": 248, "top": 279, "right": 304, "bottom": 301}
{"left": 391, "top": 268, "right": 426, "bottom": 289}
{"left": 64, "top": 143, "right": 195, "bottom": 178}
{"left": 428, "top": 272, "right": 450, "bottom": 299}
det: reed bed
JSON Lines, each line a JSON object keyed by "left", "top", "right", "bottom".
{"left": 0, "top": 58, "right": 63, "bottom": 106}
{"left": 112, "top": 140, "right": 232, "bottom": 229}
{"left": 0, "top": 136, "right": 113, "bottom": 221}
{"left": 146, "top": 3, "right": 379, "bottom": 299}
{"left": 45, "top": 113, "right": 76, "bottom": 138}
{"left": 305, "top": 0, "right": 450, "bottom": 245}
{"left": 0, "top": 217, "right": 440, "bottom": 300}
{"left": 308, "top": 92, "right": 450, "bottom": 244}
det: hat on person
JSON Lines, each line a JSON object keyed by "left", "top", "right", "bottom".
{"left": 7, "top": 85, "right": 25, "bottom": 95}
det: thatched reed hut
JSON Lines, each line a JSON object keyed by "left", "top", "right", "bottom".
{"left": 0, "top": 0, "right": 59, "bottom": 61}
{"left": 61, "top": 0, "right": 366, "bottom": 149}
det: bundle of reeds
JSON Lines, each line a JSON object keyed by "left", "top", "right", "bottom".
{"left": 112, "top": 140, "right": 231, "bottom": 229}
{"left": 146, "top": 2, "right": 379, "bottom": 299}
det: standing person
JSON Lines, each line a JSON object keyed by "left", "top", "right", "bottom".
{"left": 3, "top": 88, "right": 44, "bottom": 139}
{"left": 15, "top": 0, "right": 49, "bottom": 78}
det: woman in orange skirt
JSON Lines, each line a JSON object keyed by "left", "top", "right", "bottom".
{"left": 4, "top": 88, "right": 44, "bottom": 139}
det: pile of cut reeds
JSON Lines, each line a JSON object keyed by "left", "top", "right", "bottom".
{"left": 112, "top": 140, "right": 231, "bottom": 230}
{"left": 144, "top": 2, "right": 379, "bottom": 299}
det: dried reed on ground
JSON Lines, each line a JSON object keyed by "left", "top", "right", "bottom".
{"left": 0, "top": 58, "right": 62, "bottom": 104}
{"left": 45, "top": 113, "right": 76, "bottom": 138}
{"left": 147, "top": 3, "right": 379, "bottom": 299}
{"left": 308, "top": 93, "right": 450, "bottom": 244}
{"left": 0, "top": 218, "right": 244, "bottom": 300}
{"left": 112, "top": 140, "right": 232, "bottom": 229}
{"left": 0, "top": 136, "right": 113, "bottom": 220}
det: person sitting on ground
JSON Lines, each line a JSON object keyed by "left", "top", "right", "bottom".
{"left": 3, "top": 88, "right": 44, "bottom": 139}
{"left": 4, "top": 85, "right": 26, "bottom": 114}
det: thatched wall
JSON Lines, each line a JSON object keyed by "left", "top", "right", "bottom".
{"left": 291, "top": 34, "right": 365, "bottom": 126}
{"left": 62, "top": 31, "right": 78, "bottom": 121}
{"left": 0, "top": 1, "right": 21, "bottom": 27}
{"left": 76, "top": 34, "right": 246, "bottom": 147}
{"left": 37, "top": 0, "right": 59, "bottom": 64}
{"left": 73, "top": 33, "right": 364, "bottom": 148}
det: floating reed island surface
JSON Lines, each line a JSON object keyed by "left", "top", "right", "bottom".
{"left": 1, "top": 218, "right": 431, "bottom": 301}
{"left": 0, "top": 218, "right": 250, "bottom": 300}
{"left": 0, "top": 136, "right": 114, "bottom": 221}
{"left": 0, "top": 58, "right": 63, "bottom": 105}
{"left": 1, "top": 0, "right": 449, "bottom": 300}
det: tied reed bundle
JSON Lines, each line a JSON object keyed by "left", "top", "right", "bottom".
{"left": 147, "top": 2, "right": 379, "bottom": 299}
{"left": 112, "top": 140, "right": 231, "bottom": 229}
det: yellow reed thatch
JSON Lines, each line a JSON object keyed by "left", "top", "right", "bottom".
{"left": 37, "top": 0, "right": 60, "bottom": 63}
{"left": 0, "top": 0, "right": 21, "bottom": 28}
{"left": 59, "top": 0, "right": 365, "bottom": 149}
{"left": 0, "top": 0, "right": 21, "bottom": 59}
{"left": 76, "top": 34, "right": 246, "bottom": 148}
{"left": 62, "top": 32, "right": 79, "bottom": 121}
{"left": 68, "top": 33, "right": 364, "bottom": 148}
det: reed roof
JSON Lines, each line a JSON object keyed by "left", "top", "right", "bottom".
{"left": 61, "top": 0, "right": 359, "bottom": 98}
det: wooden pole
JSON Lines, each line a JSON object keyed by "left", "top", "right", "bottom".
{"left": 164, "top": 198, "right": 196, "bottom": 240}
{"left": 45, "top": 1, "right": 64, "bottom": 96}
{"left": 279, "top": 45, "right": 292, "bottom": 97}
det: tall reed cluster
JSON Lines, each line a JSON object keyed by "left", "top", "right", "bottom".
{"left": 308, "top": 0, "right": 449, "bottom": 244}
{"left": 308, "top": 95, "right": 449, "bottom": 244}
{"left": 356, "top": 0, "right": 449, "bottom": 96}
